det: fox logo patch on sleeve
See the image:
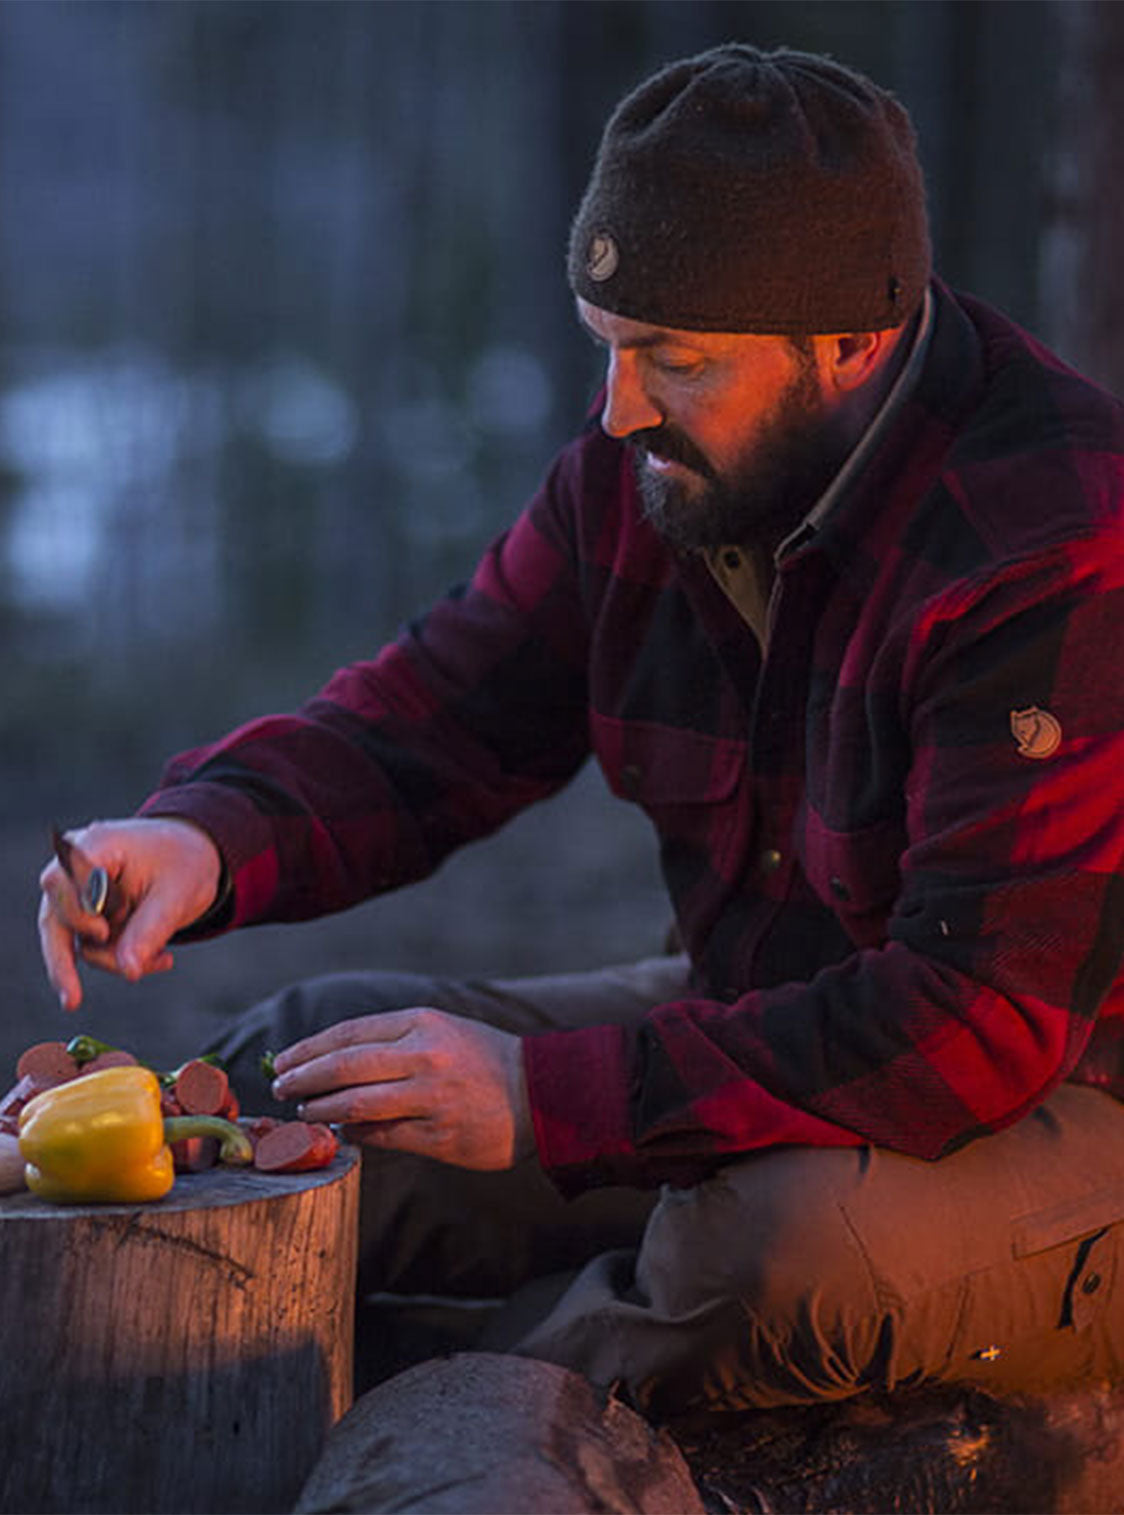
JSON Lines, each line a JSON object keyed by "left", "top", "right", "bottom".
{"left": 1010, "top": 706, "right": 1062, "bottom": 759}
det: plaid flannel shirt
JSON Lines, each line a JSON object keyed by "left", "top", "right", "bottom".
{"left": 145, "top": 282, "right": 1124, "bottom": 1195}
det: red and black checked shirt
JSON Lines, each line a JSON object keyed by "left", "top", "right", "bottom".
{"left": 144, "top": 283, "right": 1124, "bottom": 1194}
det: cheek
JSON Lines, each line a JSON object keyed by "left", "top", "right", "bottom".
{"left": 662, "top": 397, "right": 722, "bottom": 456}
{"left": 663, "top": 372, "right": 783, "bottom": 473}
{"left": 697, "top": 384, "right": 794, "bottom": 473}
{"left": 683, "top": 416, "right": 744, "bottom": 477}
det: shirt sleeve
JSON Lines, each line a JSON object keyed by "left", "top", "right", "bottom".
{"left": 139, "top": 449, "right": 593, "bottom": 929}
{"left": 524, "top": 536, "right": 1124, "bottom": 1194}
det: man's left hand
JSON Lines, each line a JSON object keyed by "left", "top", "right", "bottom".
{"left": 270, "top": 1008, "right": 535, "bottom": 1170}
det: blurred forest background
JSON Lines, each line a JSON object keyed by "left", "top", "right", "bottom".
{"left": 1, "top": 0, "right": 1121, "bottom": 1078}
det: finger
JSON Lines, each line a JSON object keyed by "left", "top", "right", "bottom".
{"left": 38, "top": 864, "right": 112, "bottom": 943}
{"left": 290, "top": 1078, "right": 425, "bottom": 1127}
{"left": 76, "top": 940, "right": 176, "bottom": 980}
{"left": 272, "top": 1042, "right": 416, "bottom": 1101}
{"left": 272, "top": 1010, "right": 418, "bottom": 1074}
{"left": 37, "top": 888, "right": 85, "bottom": 1011}
{"left": 37, "top": 873, "right": 113, "bottom": 1012}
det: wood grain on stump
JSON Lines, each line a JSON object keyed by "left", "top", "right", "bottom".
{"left": 0, "top": 1149, "right": 360, "bottom": 1515}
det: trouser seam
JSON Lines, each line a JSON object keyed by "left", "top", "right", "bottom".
{"left": 836, "top": 1198, "right": 899, "bottom": 1317}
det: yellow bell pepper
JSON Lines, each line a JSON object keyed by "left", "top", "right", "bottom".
{"left": 18, "top": 1064, "right": 252, "bottom": 1204}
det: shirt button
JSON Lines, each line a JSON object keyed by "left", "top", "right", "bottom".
{"left": 1082, "top": 1272, "right": 1102, "bottom": 1296}
{"left": 620, "top": 764, "right": 643, "bottom": 799}
{"left": 759, "top": 848, "right": 783, "bottom": 874}
{"left": 829, "top": 876, "right": 851, "bottom": 901}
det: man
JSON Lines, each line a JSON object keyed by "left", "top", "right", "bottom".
{"left": 38, "top": 44, "right": 1124, "bottom": 1416}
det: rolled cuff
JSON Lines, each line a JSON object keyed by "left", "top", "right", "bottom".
{"left": 138, "top": 783, "right": 278, "bottom": 933}
{"left": 522, "top": 1023, "right": 641, "bottom": 1197}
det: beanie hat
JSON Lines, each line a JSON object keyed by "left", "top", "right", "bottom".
{"left": 568, "top": 43, "right": 931, "bottom": 334}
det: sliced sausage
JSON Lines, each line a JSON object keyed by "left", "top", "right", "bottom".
{"left": 253, "top": 1121, "right": 339, "bottom": 1173}
{"left": 16, "top": 1042, "right": 79, "bottom": 1084}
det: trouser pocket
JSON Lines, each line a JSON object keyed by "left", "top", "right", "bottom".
{"left": 943, "top": 1196, "right": 1123, "bottom": 1392}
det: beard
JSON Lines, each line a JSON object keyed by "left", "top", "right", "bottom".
{"left": 632, "top": 357, "right": 850, "bottom": 554}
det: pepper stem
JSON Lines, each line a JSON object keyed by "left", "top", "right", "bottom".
{"left": 65, "top": 1034, "right": 119, "bottom": 1067}
{"left": 163, "top": 1115, "right": 253, "bottom": 1166}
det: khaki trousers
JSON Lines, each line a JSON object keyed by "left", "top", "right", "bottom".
{"left": 209, "top": 959, "right": 1124, "bottom": 1413}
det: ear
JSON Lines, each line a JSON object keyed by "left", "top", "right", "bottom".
{"left": 821, "top": 329, "right": 897, "bottom": 393}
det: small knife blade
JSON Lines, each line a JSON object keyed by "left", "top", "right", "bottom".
{"left": 50, "top": 827, "right": 123, "bottom": 920}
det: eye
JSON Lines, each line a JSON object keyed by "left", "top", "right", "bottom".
{"left": 652, "top": 352, "right": 706, "bottom": 378}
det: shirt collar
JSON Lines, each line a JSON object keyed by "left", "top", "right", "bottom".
{"left": 776, "top": 284, "right": 934, "bottom": 560}
{"left": 703, "top": 288, "right": 935, "bottom": 645}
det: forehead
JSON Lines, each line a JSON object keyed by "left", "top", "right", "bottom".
{"left": 575, "top": 297, "right": 783, "bottom": 356}
{"left": 576, "top": 297, "right": 712, "bottom": 347}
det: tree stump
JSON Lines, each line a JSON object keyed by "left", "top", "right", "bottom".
{"left": 0, "top": 1148, "right": 360, "bottom": 1515}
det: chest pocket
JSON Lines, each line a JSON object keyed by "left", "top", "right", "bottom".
{"left": 591, "top": 713, "right": 743, "bottom": 811}
{"left": 800, "top": 807, "right": 906, "bottom": 946}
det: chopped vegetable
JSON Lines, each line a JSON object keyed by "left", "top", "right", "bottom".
{"left": 18, "top": 1065, "right": 252, "bottom": 1205}
{"left": 0, "top": 1073, "right": 68, "bottom": 1121}
{"left": 0, "top": 1132, "right": 26, "bottom": 1194}
{"left": 19, "top": 1066, "right": 175, "bottom": 1203}
{"left": 65, "top": 1034, "right": 121, "bottom": 1068}
{"left": 162, "top": 1114, "right": 253, "bottom": 1167}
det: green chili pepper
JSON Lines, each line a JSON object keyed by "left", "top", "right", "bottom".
{"left": 65, "top": 1034, "right": 120, "bottom": 1067}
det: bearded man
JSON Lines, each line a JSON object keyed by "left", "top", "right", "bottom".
{"left": 39, "top": 44, "right": 1124, "bottom": 1416}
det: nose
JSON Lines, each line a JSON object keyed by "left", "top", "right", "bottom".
{"left": 601, "top": 350, "right": 663, "bottom": 439}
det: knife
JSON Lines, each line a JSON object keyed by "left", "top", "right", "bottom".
{"left": 50, "top": 827, "right": 126, "bottom": 922}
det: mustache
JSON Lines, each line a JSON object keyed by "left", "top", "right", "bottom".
{"left": 628, "top": 426, "right": 715, "bottom": 479}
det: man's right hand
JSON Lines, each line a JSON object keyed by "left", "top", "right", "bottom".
{"left": 38, "top": 817, "right": 224, "bottom": 1011}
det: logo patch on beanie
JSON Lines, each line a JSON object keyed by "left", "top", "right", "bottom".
{"left": 586, "top": 232, "right": 619, "bottom": 282}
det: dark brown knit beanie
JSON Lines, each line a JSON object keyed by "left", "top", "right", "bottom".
{"left": 568, "top": 43, "right": 931, "bottom": 333}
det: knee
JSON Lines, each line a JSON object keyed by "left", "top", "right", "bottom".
{"left": 639, "top": 1149, "right": 877, "bottom": 1323}
{"left": 635, "top": 1149, "right": 890, "bottom": 1405}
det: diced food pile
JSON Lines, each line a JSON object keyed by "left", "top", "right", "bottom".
{"left": 0, "top": 1037, "right": 338, "bottom": 1201}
